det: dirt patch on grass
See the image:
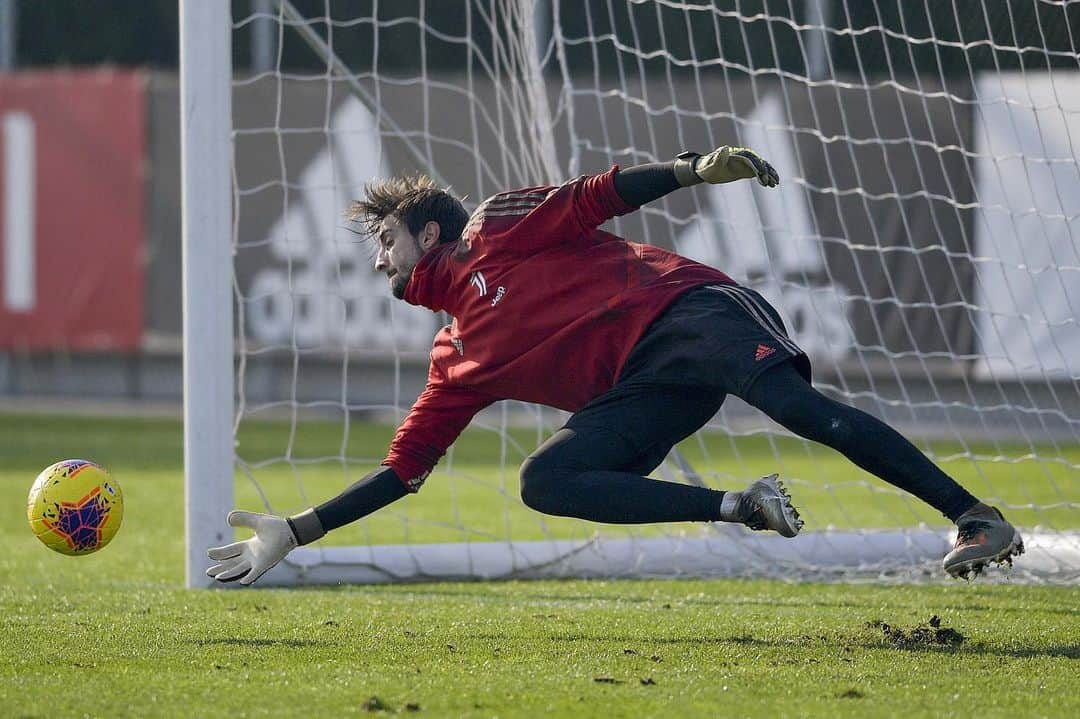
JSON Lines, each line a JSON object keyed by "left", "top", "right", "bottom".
{"left": 867, "top": 615, "right": 965, "bottom": 648}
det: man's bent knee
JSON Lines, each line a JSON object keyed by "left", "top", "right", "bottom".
{"left": 519, "top": 454, "right": 564, "bottom": 513}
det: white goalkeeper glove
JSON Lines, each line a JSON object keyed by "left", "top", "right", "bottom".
{"left": 206, "top": 510, "right": 298, "bottom": 586}
{"left": 674, "top": 146, "right": 780, "bottom": 188}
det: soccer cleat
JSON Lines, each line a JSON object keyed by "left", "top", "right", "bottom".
{"left": 736, "top": 473, "right": 804, "bottom": 538}
{"left": 942, "top": 504, "right": 1024, "bottom": 580}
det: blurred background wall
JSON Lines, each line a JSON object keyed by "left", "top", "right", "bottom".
{"left": 1, "top": 1, "right": 1078, "bottom": 437}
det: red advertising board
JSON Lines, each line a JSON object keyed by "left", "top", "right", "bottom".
{"left": 0, "top": 70, "right": 145, "bottom": 351}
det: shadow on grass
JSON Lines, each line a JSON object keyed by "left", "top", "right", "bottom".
{"left": 191, "top": 638, "right": 327, "bottom": 648}
{"left": 723, "top": 634, "right": 1080, "bottom": 660}
{"left": 463, "top": 631, "right": 1080, "bottom": 660}
{"left": 337, "top": 585, "right": 1080, "bottom": 617}
{"left": 1001, "top": 645, "right": 1080, "bottom": 659}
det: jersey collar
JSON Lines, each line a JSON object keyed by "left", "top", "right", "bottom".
{"left": 403, "top": 242, "right": 456, "bottom": 312}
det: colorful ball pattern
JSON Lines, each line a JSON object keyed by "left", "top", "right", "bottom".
{"left": 26, "top": 460, "right": 124, "bottom": 555}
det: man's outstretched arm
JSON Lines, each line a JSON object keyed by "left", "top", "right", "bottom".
{"left": 205, "top": 466, "right": 409, "bottom": 585}
{"left": 613, "top": 145, "right": 780, "bottom": 207}
{"left": 206, "top": 373, "right": 495, "bottom": 585}
{"left": 290, "top": 466, "right": 407, "bottom": 541}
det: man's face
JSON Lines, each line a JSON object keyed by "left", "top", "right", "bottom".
{"left": 373, "top": 216, "right": 430, "bottom": 300}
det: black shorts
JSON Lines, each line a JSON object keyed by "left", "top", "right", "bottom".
{"left": 619, "top": 283, "right": 811, "bottom": 396}
{"left": 560, "top": 285, "right": 811, "bottom": 475}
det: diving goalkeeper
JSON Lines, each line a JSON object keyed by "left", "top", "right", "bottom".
{"left": 207, "top": 146, "right": 1023, "bottom": 584}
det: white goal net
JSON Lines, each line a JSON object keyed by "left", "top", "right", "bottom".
{"left": 183, "top": 0, "right": 1080, "bottom": 586}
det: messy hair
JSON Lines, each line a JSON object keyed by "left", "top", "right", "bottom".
{"left": 346, "top": 174, "right": 468, "bottom": 245}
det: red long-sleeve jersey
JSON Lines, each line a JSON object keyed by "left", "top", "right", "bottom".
{"left": 383, "top": 166, "right": 734, "bottom": 489}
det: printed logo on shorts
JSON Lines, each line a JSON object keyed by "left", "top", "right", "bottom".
{"left": 754, "top": 344, "right": 776, "bottom": 361}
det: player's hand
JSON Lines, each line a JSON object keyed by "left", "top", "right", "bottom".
{"left": 695, "top": 145, "right": 779, "bottom": 188}
{"left": 206, "top": 510, "right": 298, "bottom": 586}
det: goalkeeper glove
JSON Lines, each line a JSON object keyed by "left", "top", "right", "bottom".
{"left": 674, "top": 146, "right": 780, "bottom": 188}
{"left": 206, "top": 509, "right": 317, "bottom": 585}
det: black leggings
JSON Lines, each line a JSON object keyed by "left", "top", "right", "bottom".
{"left": 519, "top": 360, "right": 979, "bottom": 524}
{"left": 742, "top": 361, "right": 978, "bottom": 521}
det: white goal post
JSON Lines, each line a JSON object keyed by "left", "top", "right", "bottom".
{"left": 181, "top": 0, "right": 233, "bottom": 588}
{"left": 182, "top": 0, "right": 1080, "bottom": 588}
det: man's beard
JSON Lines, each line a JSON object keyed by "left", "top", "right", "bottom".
{"left": 390, "top": 274, "right": 409, "bottom": 299}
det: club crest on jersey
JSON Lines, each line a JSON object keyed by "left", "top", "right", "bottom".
{"left": 469, "top": 271, "right": 488, "bottom": 297}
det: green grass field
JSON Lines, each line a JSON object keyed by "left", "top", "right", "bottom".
{"left": 1, "top": 414, "right": 1077, "bottom": 718}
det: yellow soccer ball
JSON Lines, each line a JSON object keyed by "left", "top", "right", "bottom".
{"left": 26, "top": 460, "right": 124, "bottom": 555}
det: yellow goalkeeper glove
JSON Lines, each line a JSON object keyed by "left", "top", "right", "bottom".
{"left": 674, "top": 146, "right": 780, "bottom": 188}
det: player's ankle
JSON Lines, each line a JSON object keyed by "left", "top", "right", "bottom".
{"left": 956, "top": 501, "right": 997, "bottom": 523}
{"left": 719, "top": 491, "right": 744, "bottom": 522}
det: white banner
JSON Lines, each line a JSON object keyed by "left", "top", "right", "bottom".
{"left": 972, "top": 73, "right": 1080, "bottom": 380}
